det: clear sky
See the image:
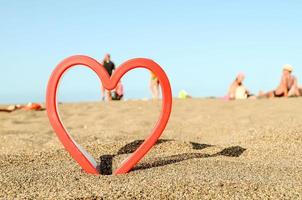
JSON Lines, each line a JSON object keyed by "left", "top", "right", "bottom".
{"left": 1, "top": 0, "right": 302, "bottom": 103}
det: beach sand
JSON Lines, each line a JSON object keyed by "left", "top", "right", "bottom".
{"left": 0, "top": 98, "right": 302, "bottom": 199}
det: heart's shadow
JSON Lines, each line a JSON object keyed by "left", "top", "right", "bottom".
{"left": 98, "top": 140, "right": 246, "bottom": 175}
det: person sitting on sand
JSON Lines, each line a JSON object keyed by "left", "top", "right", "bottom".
{"left": 227, "top": 73, "right": 250, "bottom": 100}
{"left": 112, "top": 81, "right": 124, "bottom": 101}
{"left": 259, "top": 64, "right": 301, "bottom": 98}
{"left": 0, "top": 103, "right": 43, "bottom": 113}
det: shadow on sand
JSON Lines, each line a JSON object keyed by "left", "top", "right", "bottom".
{"left": 98, "top": 139, "right": 246, "bottom": 175}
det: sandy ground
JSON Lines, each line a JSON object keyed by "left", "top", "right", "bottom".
{"left": 0, "top": 98, "right": 302, "bottom": 199}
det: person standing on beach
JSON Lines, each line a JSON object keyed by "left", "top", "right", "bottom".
{"left": 259, "top": 64, "right": 301, "bottom": 98}
{"left": 101, "top": 53, "right": 115, "bottom": 101}
{"left": 150, "top": 71, "right": 160, "bottom": 99}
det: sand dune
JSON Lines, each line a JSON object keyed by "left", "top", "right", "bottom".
{"left": 0, "top": 99, "right": 302, "bottom": 199}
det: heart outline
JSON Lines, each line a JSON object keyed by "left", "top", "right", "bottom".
{"left": 46, "top": 55, "right": 172, "bottom": 175}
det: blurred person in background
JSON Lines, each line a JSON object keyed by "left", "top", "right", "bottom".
{"left": 150, "top": 71, "right": 160, "bottom": 99}
{"left": 101, "top": 53, "right": 115, "bottom": 101}
{"left": 259, "top": 64, "right": 301, "bottom": 98}
{"left": 112, "top": 81, "right": 124, "bottom": 101}
{"left": 227, "top": 73, "right": 251, "bottom": 100}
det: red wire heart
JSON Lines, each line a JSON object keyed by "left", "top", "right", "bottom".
{"left": 46, "top": 55, "right": 172, "bottom": 175}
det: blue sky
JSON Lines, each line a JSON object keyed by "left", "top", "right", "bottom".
{"left": 1, "top": 0, "right": 302, "bottom": 103}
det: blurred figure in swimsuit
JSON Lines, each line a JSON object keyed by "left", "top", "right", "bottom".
{"left": 259, "top": 64, "right": 301, "bottom": 98}
{"left": 112, "top": 81, "right": 124, "bottom": 100}
{"left": 150, "top": 71, "right": 160, "bottom": 99}
{"left": 227, "top": 73, "right": 251, "bottom": 100}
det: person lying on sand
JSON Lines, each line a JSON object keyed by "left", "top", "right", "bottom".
{"left": 227, "top": 73, "right": 251, "bottom": 100}
{"left": 0, "top": 103, "right": 43, "bottom": 113}
{"left": 259, "top": 64, "right": 301, "bottom": 98}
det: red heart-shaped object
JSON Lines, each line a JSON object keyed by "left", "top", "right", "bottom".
{"left": 46, "top": 55, "right": 172, "bottom": 175}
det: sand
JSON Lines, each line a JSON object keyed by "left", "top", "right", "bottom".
{"left": 0, "top": 98, "right": 302, "bottom": 199}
